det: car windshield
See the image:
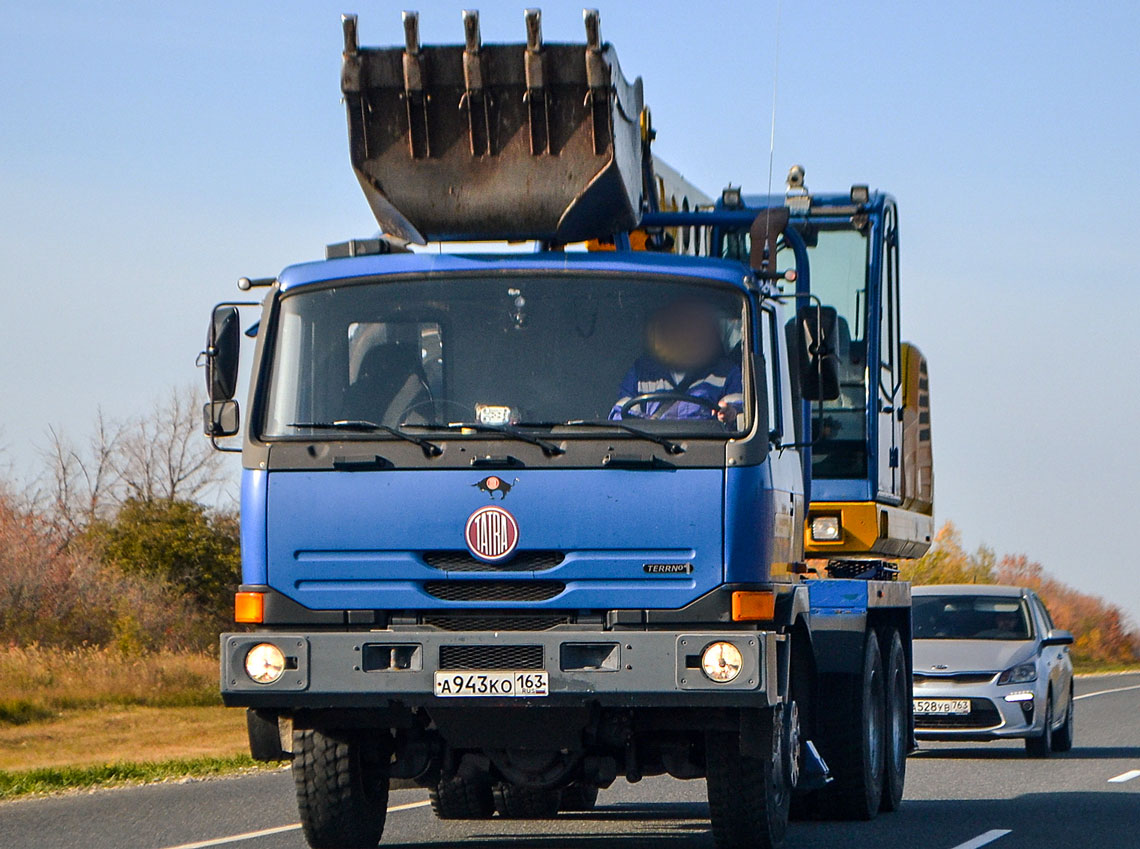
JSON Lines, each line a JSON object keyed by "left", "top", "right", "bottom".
{"left": 261, "top": 272, "right": 749, "bottom": 439}
{"left": 913, "top": 595, "right": 1033, "bottom": 641}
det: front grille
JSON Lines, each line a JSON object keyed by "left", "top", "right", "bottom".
{"left": 439, "top": 644, "right": 544, "bottom": 670}
{"left": 423, "top": 581, "right": 565, "bottom": 602}
{"left": 914, "top": 672, "right": 996, "bottom": 685}
{"left": 423, "top": 613, "right": 572, "bottom": 631}
{"left": 915, "top": 698, "right": 1002, "bottom": 730}
{"left": 422, "top": 551, "right": 564, "bottom": 572}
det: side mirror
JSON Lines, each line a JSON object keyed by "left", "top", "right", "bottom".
{"left": 795, "top": 305, "right": 841, "bottom": 402}
{"left": 204, "top": 400, "right": 240, "bottom": 438}
{"left": 205, "top": 306, "right": 241, "bottom": 401}
{"left": 1041, "top": 630, "right": 1074, "bottom": 648}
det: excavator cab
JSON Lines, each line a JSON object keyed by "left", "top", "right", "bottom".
{"left": 714, "top": 172, "right": 934, "bottom": 562}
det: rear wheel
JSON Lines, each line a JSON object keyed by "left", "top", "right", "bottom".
{"left": 492, "top": 783, "right": 561, "bottom": 819}
{"left": 1026, "top": 690, "right": 1054, "bottom": 758}
{"left": 1052, "top": 685, "right": 1075, "bottom": 752}
{"left": 429, "top": 773, "right": 495, "bottom": 820}
{"left": 705, "top": 713, "right": 790, "bottom": 849}
{"left": 880, "top": 630, "right": 908, "bottom": 812}
{"left": 816, "top": 629, "right": 885, "bottom": 820}
{"left": 293, "top": 729, "right": 389, "bottom": 849}
{"left": 559, "top": 782, "right": 600, "bottom": 812}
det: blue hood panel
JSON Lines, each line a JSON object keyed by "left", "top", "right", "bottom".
{"left": 265, "top": 469, "right": 725, "bottom": 611}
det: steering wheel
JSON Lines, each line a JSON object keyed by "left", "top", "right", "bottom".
{"left": 620, "top": 391, "right": 722, "bottom": 420}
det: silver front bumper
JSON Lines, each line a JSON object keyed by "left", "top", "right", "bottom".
{"left": 221, "top": 629, "right": 777, "bottom": 709}
{"left": 913, "top": 677, "right": 1043, "bottom": 740}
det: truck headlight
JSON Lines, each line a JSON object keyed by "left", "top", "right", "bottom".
{"left": 997, "top": 662, "right": 1037, "bottom": 685}
{"left": 245, "top": 643, "right": 286, "bottom": 684}
{"left": 701, "top": 641, "right": 743, "bottom": 683}
{"left": 810, "top": 516, "right": 841, "bottom": 541}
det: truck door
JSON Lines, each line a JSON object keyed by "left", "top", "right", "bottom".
{"left": 877, "top": 205, "right": 903, "bottom": 501}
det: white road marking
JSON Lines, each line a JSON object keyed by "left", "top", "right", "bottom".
{"left": 156, "top": 799, "right": 430, "bottom": 849}
{"left": 946, "top": 829, "right": 1012, "bottom": 849}
{"left": 1074, "top": 683, "right": 1140, "bottom": 701}
{"left": 1107, "top": 769, "right": 1140, "bottom": 783}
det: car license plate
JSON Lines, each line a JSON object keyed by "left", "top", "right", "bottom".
{"left": 913, "top": 698, "right": 971, "bottom": 715}
{"left": 434, "top": 670, "right": 549, "bottom": 698}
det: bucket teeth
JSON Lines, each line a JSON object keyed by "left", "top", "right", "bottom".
{"left": 402, "top": 10, "right": 420, "bottom": 55}
{"left": 524, "top": 9, "right": 543, "bottom": 51}
{"left": 463, "top": 9, "right": 481, "bottom": 52}
{"left": 584, "top": 9, "right": 601, "bottom": 49}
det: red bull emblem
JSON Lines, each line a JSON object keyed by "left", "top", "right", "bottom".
{"left": 464, "top": 505, "right": 520, "bottom": 563}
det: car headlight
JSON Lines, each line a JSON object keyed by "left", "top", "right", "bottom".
{"left": 245, "top": 643, "right": 286, "bottom": 684}
{"left": 997, "top": 662, "right": 1037, "bottom": 685}
{"left": 701, "top": 641, "right": 743, "bottom": 683}
{"left": 810, "top": 516, "right": 841, "bottom": 542}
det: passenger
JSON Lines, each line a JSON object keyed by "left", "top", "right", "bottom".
{"left": 610, "top": 299, "right": 742, "bottom": 426}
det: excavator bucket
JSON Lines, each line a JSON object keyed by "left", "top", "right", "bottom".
{"left": 340, "top": 10, "right": 646, "bottom": 244}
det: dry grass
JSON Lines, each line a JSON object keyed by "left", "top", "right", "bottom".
{"left": 0, "top": 705, "right": 248, "bottom": 773}
{"left": 0, "top": 646, "right": 219, "bottom": 724}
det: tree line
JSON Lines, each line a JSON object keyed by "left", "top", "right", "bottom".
{"left": 0, "top": 389, "right": 237, "bottom": 652}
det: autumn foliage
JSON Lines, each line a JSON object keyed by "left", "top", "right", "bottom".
{"left": 900, "top": 523, "right": 1140, "bottom": 667}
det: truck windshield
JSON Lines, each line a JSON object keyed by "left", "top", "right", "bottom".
{"left": 261, "top": 273, "right": 749, "bottom": 439}
{"left": 913, "top": 596, "right": 1033, "bottom": 641}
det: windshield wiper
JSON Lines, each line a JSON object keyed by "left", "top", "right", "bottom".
{"left": 536, "top": 420, "right": 685, "bottom": 455}
{"left": 410, "top": 422, "right": 565, "bottom": 457}
{"left": 288, "top": 420, "right": 442, "bottom": 457}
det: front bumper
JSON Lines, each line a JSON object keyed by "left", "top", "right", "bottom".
{"left": 222, "top": 629, "right": 777, "bottom": 710}
{"left": 913, "top": 678, "right": 1042, "bottom": 741}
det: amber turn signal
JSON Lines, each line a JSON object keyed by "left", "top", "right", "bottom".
{"left": 234, "top": 591, "right": 265, "bottom": 624}
{"left": 731, "top": 590, "right": 775, "bottom": 622}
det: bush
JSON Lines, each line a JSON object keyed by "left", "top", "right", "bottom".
{"left": 0, "top": 493, "right": 219, "bottom": 651}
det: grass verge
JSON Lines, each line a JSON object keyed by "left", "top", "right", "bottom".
{"left": 0, "top": 754, "right": 279, "bottom": 800}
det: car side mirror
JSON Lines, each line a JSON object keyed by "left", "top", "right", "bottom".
{"left": 1041, "top": 630, "right": 1074, "bottom": 647}
{"left": 205, "top": 305, "right": 241, "bottom": 401}
{"left": 795, "top": 305, "right": 841, "bottom": 402}
{"left": 204, "top": 399, "right": 240, "bottom": 438}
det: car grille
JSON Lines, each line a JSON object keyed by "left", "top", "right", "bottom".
{"left": 422, "top": 613, "right": 572, "bottom": 631}
{"left": 439, "top": 644, "right": 544, "bottom": 670}
{"left": 423, "top": 581, "right": 565, "bottom": 602}
{"left": 915, "top": 698, "right": 1002, "bottom": 730}
{"left": 913, "top": 672, "right": 996, "bottom": 685}
{"left": 422, "top": 550, "right": 564, "bottom": 572}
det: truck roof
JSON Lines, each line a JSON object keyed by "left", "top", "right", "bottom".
{"left": 276, "top": 249, "right": 753, "bottom": 294}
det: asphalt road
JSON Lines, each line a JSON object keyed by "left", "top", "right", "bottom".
{"left": 2, "top": 673, "right": 1137, "bottom": 849}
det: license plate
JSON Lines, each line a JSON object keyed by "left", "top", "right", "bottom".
{"left": 434, "top": 670, "right": 549, "bottom": 698}
{"left": 913, "top": 698, "right": 971, "bottom": 715}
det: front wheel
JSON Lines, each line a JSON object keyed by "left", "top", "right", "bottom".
{"left": 293, "top": 729, "right": 389, "bottom": 849}
{"left": 1026, "top": 691, "right": 1054, "bottom": 758}
{"left": 705, "top": 719, "right": 790, "bottom": 849}
{"left": 1052, "top": 686, "right": 1075, "bottom": 752}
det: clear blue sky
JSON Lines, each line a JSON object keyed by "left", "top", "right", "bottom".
{"left": 2, "top": 2, "right": 1138, "bottom": 617}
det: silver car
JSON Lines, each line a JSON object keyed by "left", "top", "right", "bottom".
{"left": 911, "top": 584, "right": 1075, "bottom": 756}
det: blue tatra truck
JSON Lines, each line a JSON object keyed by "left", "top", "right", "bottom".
{"left": 201, "top": 10, "right": 934, "bottom": 849}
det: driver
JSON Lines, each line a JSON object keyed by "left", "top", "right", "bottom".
{"left": 610, "top": 299, "right": 742, "bottom": 425}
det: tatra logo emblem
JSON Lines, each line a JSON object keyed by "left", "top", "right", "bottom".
{"left": 464, "top": 505, "right": 520, "bottom": 563}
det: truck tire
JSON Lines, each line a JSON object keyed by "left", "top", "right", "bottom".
{"left": 1025, "top": 690, "right": 1053, "bottom": 758}
{"left": 492, "top": 783, "right": 561, "bottom": 819}
{"left": 705, "top": 724, "right": 789, "bottom": 849}
{"left": 429, "top": 774, "right": 495, "bottom": 820}
{"left": 293, "top": 729, "right": 390, "bottom": 849}
{"left": 1051, "top": 685, "right": 1075, "bottom": 752}
{"left": 559, "top": 782, "right": 600, "bottom": 811}
{"left": 816, "top": 629, "right": 885, "bottom": 820}
{"left": 880, "top": 629, "right": 908, "bottom": 812}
